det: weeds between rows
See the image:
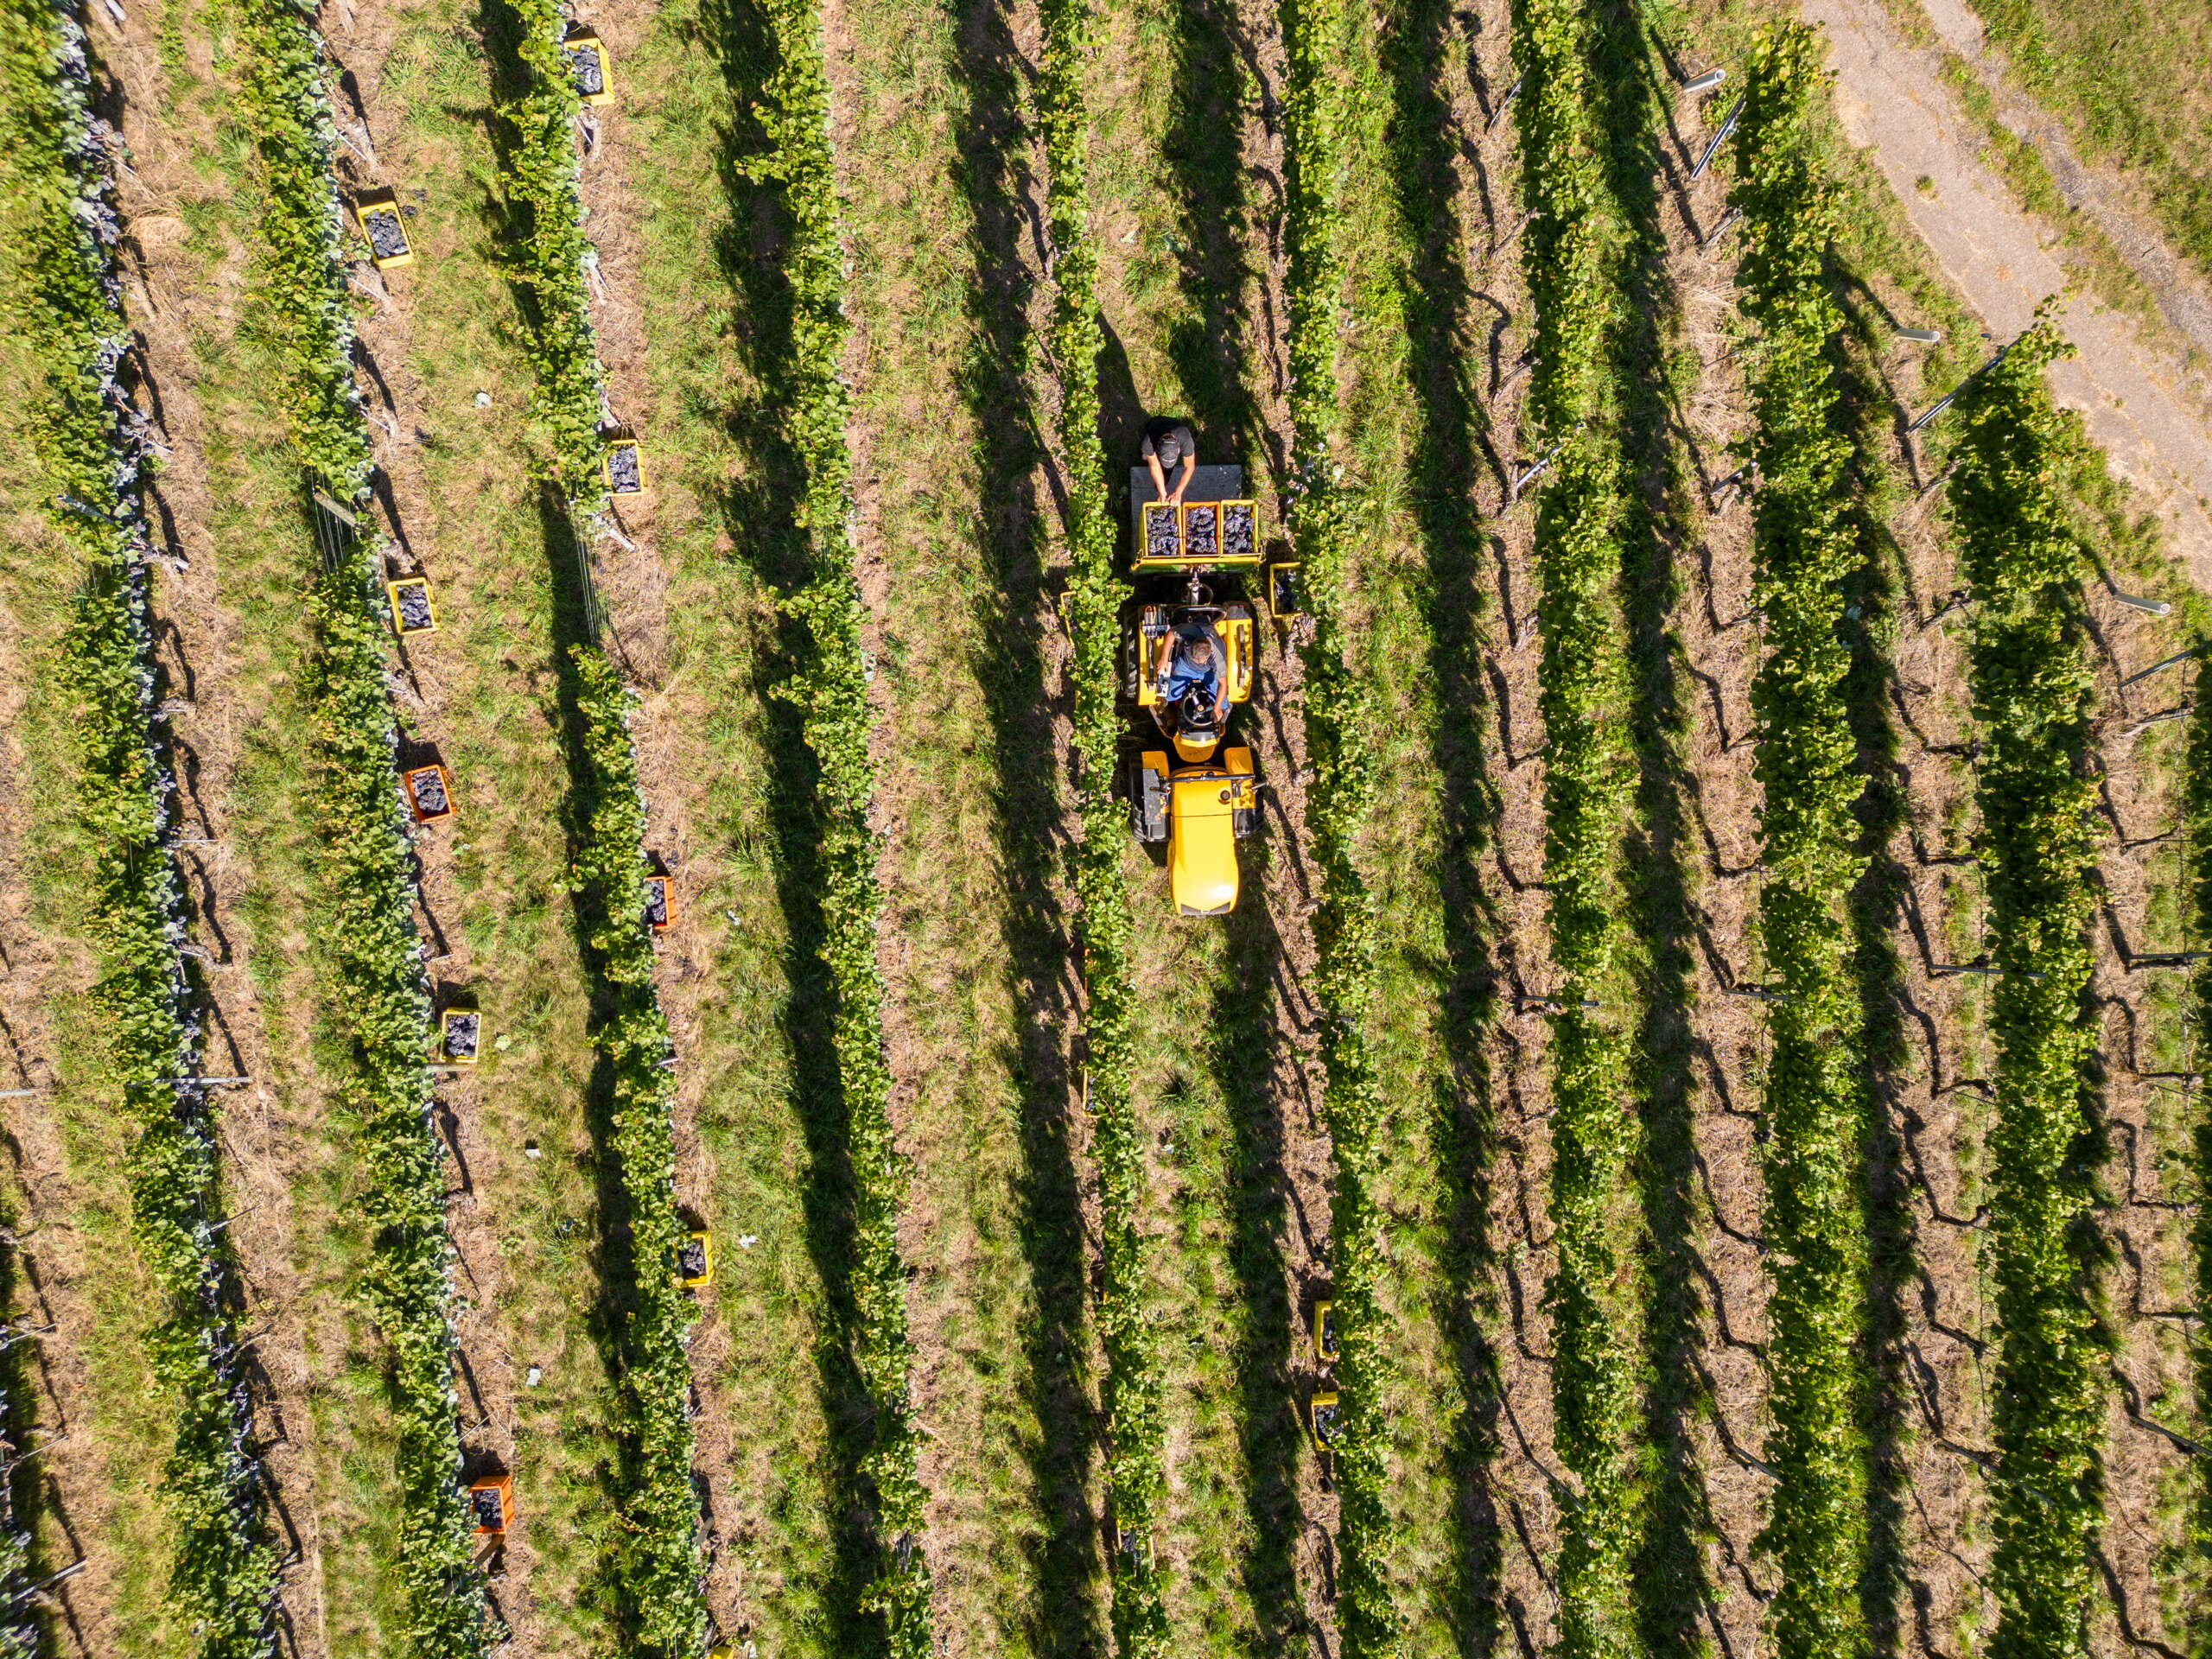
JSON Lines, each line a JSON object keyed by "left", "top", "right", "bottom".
{"left": 1036, "top": 0, "right": 1166, "bottom": 1647}
{"left": 1508, "top": 1, "right": 1643, "bottom": 1652}
{"left": 230, "top": 0, "right": 491, "bottom": 1649}
{"left": 739, "top": 0, "right": 941, "bottom": 1649}
{"left": 1276, "top": 0, "right": 1402, "bottom": 1648}
{"left": 0, "top": 3, "right": 276, "bottom": 1651}
{"left": 1945, "top": 311, "right": 2107, "bottom": 1659}
{"left": 483, "top": 1, "right": 707, "bottom": 1649}
{"left": 1730, "top": 27, "right": 1872, "bottom": 1659}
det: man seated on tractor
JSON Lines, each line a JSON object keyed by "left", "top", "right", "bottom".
{"left": 1142, "top": 416, "right": 1198, "bottom": 505}
{"left": 1154, "top": 621, "right": 1230, "bottom": 731}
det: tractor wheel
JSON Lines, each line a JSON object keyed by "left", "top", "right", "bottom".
{"left": 1133, "top": 761, "right": 1170, "bottom": 844}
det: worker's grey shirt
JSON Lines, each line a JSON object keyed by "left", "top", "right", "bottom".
{"left": 1142, "top": 419, "right": 1195, "bottom": 472}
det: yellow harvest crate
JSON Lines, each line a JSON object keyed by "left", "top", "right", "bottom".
{"left": 387, "top": 576, "right": 437, "bottom": 636}
{"left": 353, "top": 188, "right": 414, "bottom": 269}
{"left": 438, "top": 1007, "right": 486, "bottom": 1065}
{"left": 605, "top": 436, "right": 646, "bottom": 497}
{"left": 565, "top": 27, "right": 614, "bottom": 105}
{"left": 672, "top": 1230, "right": 713, "bottom": 1288}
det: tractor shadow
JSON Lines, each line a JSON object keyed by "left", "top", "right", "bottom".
{"left": 944, "top": 0, "right": 1107, "bottom": 1649}
{"left": 1378, "top": 0, "right": 1507, "bottom": 1649}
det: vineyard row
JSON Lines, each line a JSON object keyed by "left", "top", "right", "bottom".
{"left": 1510, "top": 1, "right": 1644, "bottom": 1651}
{"left": 1730, "top": 27, "right": 1873, "bottom": 1659}
{"left": 499, "top": 0, "right": 708, "bottom": 1647}
{"left": 749, "top": 0, "right": 939, "bottom": 1644}
{"left": 4, "top": 1, "right": 280, "bottom": 1650}
{"left": 1035, "top": 0, "right": 1168, "bottom": 1646}
{"left": 232, "top": 0, "right": 492, "bottom": 1647}
{"left": 1277, "top": 0, "right": 1401, "bottom": 1648}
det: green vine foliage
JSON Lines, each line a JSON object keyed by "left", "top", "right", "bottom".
{"left": 232, "top": 1, "right": 489, "bottom": 1651}
{"left": 1946, "top": 311, "right": 2107, "bottom": 1659}
{"left": 1730, "top": 28, "right": 1872, "bottom": 1659}
{"left": 1277, "top": 0, "right": 1402, "bottom": 1649}
{"left": 1509, "top": 2, "right": 1641, "bottom": 1653}
{"left": 564, "top": 651, "right": 708, "bottom": 1658}
{"left": 1034, "top": 0, "right": 1166, "bottom": 1648}
{"left": 0, "top": 3, "right": 278, "bottom": 1653}
{"left": 497, "top": 3, "right": 708, "bottom": 1650}
{"left": 502, "top": 0, "right": 606, "bottom": 499}
{"left": 746, "top": 0, "right": 936, "bottom": 1646}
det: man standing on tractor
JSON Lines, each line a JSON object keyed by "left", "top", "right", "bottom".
{"left": 1142, "top": 415, "right": 1198, "bottom": 505}
{"left": 1154, "top": 621, "right": 1230, "bottom": 728}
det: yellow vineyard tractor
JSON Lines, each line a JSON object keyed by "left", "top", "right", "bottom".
{"left": 1122, "top": 456, "right": 1264, "bottom": 917}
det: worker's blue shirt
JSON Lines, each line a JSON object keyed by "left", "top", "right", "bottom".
{"left": 1164, "top": 638, "right": 1222, "bottom": 704}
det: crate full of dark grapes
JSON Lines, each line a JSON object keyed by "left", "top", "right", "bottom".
{"left": 672, "top": 1230, "right": 713, "bottom": 1287}
{"left": 387, "top": 577, "right": 437, "bottom": 635}
{"left": 565, "top": 26, "right": 613, "bottom": 105}
{"left": 440, "top": 1008, "right": 484, "bottom": 1065}
{"left": 467, "top": 1475, "right": 512, "bottom": 1535}
{"left": 1142, "top": 501, "right": 1180, "bottom": 563}
{"left": 644, "top": 874, "right": 674, "bottom": 931}
{"left": 604, "top": 437, "right": 645, "bottom": 496}
{"left": 1218, "top": 499, "right": 1258, "bottom": 562}
{"left": 1179, "top": 500, "right": 1219, "bottom": 562}
{"left": 353, "top": 189, "right": 414, "bottom": 270}
{"left": 403, "top": 764, "right": 454, "bottom": 823}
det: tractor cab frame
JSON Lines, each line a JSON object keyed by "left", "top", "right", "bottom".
{"left": 1122, "top": 462, "right": 1264, "bottom": 917}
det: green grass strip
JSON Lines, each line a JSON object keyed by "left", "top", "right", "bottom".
{"left": 1276, "top": 0, "right": 1402, "bottom": 1650}
{"left": 1730, "top": 28, "right": 1872, "bottom": 1659}
{"left": 0, "top": 4, "right": 277, "bottom": 1653}
{"left": 1034, "top": 0, "right": 1166, "bottom": 1649}
{"left": 230, "top": 0, "right": 489, "bottom": 1651}
{"left": 1945, "top": 309, "right": 2105, "bottom": 1659}
{"left": 493, "top": 3, "right": 709, "bottom": 1650}
{"left": 746, "top": 0, "right": 938, "bottom": 1648}
{"left": 1509, "top": 3, "right": 1641, "bottom": 1654}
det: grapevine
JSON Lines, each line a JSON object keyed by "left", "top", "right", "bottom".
{"left": 1278, "top": 0, "right": 1404, "bottom": 1647}
{"left": 747, "top": 0, "right": 939, "bottom": 1644}
{"left": 1945, "top": 308, "right": 2105, "bottom": 1659}
{"left": 1510, "top": 2, "right": 1643, "bottom": 1652}
{"left": 0, "top": 2, "right": 278, "bottom": 1651}
{"left": 232, "top": 0, "right": 487, "bottom": 1646}
{"left": 494, "top": 2, "right": 709, "bottom": 1649}
{"left": 1034, "top": 0, "right": 1167, "bottom": 1647}
{"left": 1731, "top": 28, "right": 1873, "bottom": 1659}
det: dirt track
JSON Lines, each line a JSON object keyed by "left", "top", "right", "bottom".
{"left": 1803, "top": 0, "right": 2212, "bottom": 592}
